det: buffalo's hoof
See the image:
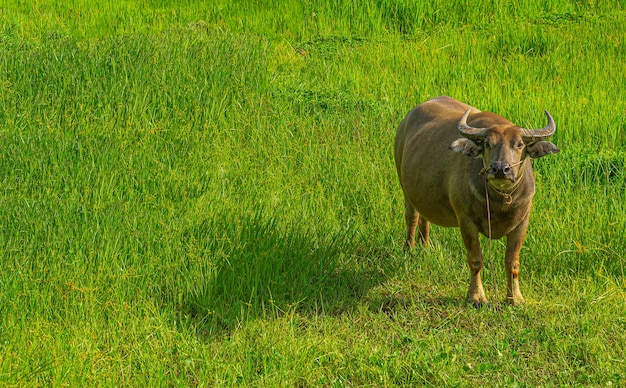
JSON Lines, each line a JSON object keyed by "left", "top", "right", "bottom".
{"left": 471, "top": 301, "right": 491, "bottom": 309}
{"left": 506, "top": 297, "right": 525, "bottom": 306}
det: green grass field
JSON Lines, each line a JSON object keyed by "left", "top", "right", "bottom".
{"left": 1, "top": 0, "right": 625, "bottom": 385}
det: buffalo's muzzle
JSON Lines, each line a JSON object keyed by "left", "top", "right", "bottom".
{"left": 488, "top": 162, "right": 512, "bottom": 180}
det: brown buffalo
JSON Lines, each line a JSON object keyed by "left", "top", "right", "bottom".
{"left": 394, "top": 96, "right": 559, "bottom": 307}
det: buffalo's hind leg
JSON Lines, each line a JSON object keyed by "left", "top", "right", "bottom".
{"left": 404, "top": 199, "right": 429, "bottom": 248}
{"left": 418, "top": 215, "right": 430, "bottom": 246}
{"left": 404, "top": 200, "right": 418, "bottom": 248}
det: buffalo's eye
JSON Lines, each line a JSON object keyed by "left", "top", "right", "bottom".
{"left": 516, "top": 142, "right": 524, "bottom": 150}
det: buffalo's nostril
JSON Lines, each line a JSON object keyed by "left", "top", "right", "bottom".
{"left": 503, "top": 166, "right": 511, "bottom": 174}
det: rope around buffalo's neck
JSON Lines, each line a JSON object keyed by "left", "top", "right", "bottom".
{"left": 479, "top": 159, "right": 526, "bottom": 205}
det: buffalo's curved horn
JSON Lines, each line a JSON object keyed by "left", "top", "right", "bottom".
{"left": 457, "top": 109, "right": 488, "bottom": 140}
{"left": 520, "top": 111, "right": 556, "bottom": 142}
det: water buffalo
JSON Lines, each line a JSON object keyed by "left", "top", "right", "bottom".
{"left": 394, "top": 96, "right": 559, "bottom": 307}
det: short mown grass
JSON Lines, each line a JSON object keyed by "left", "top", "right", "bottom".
{"left": 1, "top": 0, "right": 625, "bottom": 385}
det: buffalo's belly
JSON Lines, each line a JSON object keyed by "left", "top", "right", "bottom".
{"left": 417, "top": 210, "right": 459, "bottom": 228}
{"left": 408, "top": 195, "right": 459, "bottom": 227}
{"left": 401, "top": 162, "right": 461, "bottom": 227}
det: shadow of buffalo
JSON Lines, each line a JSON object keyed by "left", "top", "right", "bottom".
{"left": 166, "top": 211, "right": 399, "bottom": 336}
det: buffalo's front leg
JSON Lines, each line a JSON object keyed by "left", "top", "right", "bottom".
{"left": 460, "top": 222, "right": 488, "bottom": 308}
{"left": 505, "top": 219, "right": 529, "bottom": 305}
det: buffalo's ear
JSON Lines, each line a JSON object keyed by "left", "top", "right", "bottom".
{"left": 450, "top": 138, "right": 483, "bottom": 157}
{"left": 526, "top": 141, "right": 560, "bottom": 158}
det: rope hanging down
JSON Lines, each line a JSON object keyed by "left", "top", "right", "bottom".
{"left": 482, "top": 174, "right": 498, "bottom": 301}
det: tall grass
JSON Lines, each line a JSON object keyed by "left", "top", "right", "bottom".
{"left": 1, "top": 0, "right": 625, "bottom": 385}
